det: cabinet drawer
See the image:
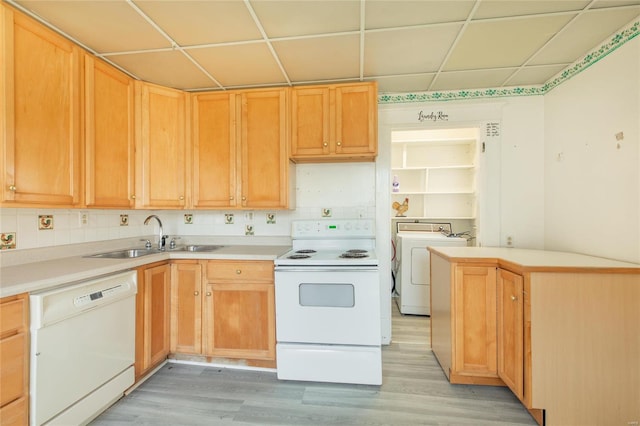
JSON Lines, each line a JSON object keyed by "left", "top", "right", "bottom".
{"left": 0, "top": 396, "right": 27, "bottom": 426}
{"left": 0, "top": 333, "right": 26, "bottom": 407}
{"left": 206, "top": 260, "right": 273, "bottom": 282}
{"left": 0, "top": 296, "right": 27, "bottom": 336}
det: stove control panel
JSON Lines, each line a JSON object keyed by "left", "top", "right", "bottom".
{"left": 292, "top": 219, "right": 375, "bottom": 238}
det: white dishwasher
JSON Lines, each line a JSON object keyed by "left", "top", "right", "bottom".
{"left": 29, "top": 270, "right": 137, "bottom": 426}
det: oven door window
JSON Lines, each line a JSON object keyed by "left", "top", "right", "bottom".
{"left": 299, "top": 283, "right": 354, "bottom": 308}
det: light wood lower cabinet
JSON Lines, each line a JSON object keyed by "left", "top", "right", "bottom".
{"left": 0, "top": 293, "right": 29, "bottom": 425}
{"left": 135, "top": 261, "right": 170, "bottom": 380}
{"left": 170, "top": 260, "right": 276, "bottom": 368}
{"left": 170, "top": 261, "right": 203, "bottom": 354}
{"left": 497, "top": 268, "right": 524, "bottom": 401}
{"left": 452, "top": 265, "right": 499, "bottom": 382}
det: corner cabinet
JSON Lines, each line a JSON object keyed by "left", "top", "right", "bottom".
{"left": 1, "top": 5, "right": 81, "bottom": 207}
{"left": 135, "top": 82, "right": 188, "bottom": 209}
{"left": 84, "top": 54, "right": 136, "bottom": 208}
{"left": 0, "top": 293, "right": 29, "bottom": 426}
{"left": 191, "top": 88, "right": 294, "bottom": 209}
{"left": 135, "top": 261, "right": 170, "bottom": 381}
{"left": 290, "top": 82, "right": 377, "bottom": 163}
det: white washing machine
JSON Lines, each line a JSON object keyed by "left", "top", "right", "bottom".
{"left": 395, "top": 223, "right": 467, "bottom": 315}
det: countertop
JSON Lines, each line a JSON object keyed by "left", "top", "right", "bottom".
{"left": 0, "top": 244, "right": 291, "bottom": 298}
{"left": 428, "top": 246, "right": 640, "bottom": 273}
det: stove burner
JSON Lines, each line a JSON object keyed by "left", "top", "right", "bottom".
{"left": 295, "top": 249, "right": 317, "bottom": 254}
{"left": 346, "top": 249, "right": 368, "bottom": 254}
{"left": 287, "top": 254, "right": 311, "bottom": 259}
{"left": 340, "top": 252, "right": 369, "bottom": 259}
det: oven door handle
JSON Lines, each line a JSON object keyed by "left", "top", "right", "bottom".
{"left": 275, "top": 267, "right": 379, "bottom": 272}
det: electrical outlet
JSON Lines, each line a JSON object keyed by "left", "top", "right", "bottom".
{"left": 506, "top": 236, "right": 513, "bottom": 247}
{"left": 79, "top": 212, "right": 88, "bottom": 227}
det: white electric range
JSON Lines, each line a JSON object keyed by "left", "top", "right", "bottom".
{"left": 274, "top": 219, "right": 381, "bottom": 385}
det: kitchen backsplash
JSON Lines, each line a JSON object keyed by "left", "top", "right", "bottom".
{"left": 0, "top": 163, "right": 377, "bottom": 251}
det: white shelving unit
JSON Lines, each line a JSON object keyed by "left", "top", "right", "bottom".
{"left": 391, "top": 130, "right": 477, "bottom": 219}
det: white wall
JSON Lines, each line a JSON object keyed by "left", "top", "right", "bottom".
{"left": 544, "top": 37, "right": 640, "bottom": 263}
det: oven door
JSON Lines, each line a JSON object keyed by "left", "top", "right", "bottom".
{"left": 275, "top": 268, "right": 380, "bottom": 346}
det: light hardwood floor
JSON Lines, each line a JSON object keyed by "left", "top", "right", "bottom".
{"left": 92, "top": 298, "right": 537, "bottom": 425}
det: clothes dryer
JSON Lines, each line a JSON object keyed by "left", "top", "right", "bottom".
{"left": 396, "top": 224, "right": 467, "bottom": 315}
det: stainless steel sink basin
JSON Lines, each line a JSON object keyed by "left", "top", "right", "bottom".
{"left": 181, "top": 245, "right": 224, "bottom": 252}
{"left": 86, "top": 248, "right": 163, "bottom": 259}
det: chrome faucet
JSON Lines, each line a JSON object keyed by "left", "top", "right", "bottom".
{"left": 144, "top": 215, "right": 166, "bottom": 250}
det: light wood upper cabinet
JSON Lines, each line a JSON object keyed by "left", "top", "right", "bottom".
{"left": 497, "top": 268, "right": 525, "bottom": 401}
{"left": 1, "top": 5, "right": 81, "bottom": 207}
{"left": 191, "top": 92, "right": 237, "bottom": 208}
{"left": 170, "top": 261, "right": 203, "bottom": 354}
{"left": 240, "top": 88, "right": 292, "bottom": 209}
{"left": 135, "top": 82, "right": 188, "bottom": 209}
{"left": 291, "top": 82, "right": 377, "bottom": 163}
{"left": 84, "top": 55, "right": 135, "bottom": 208}
{"left": 192, "top": 88, "right": 294, "bottom": 210}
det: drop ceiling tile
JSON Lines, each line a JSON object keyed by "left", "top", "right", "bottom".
{"left": 133, "top": 1, "right": 260, "bottom": 46}
{"left": 431, "top": 68, "right": 516, "bottom": 91}
{"left": 371, "top": 74, "right": 436, "bottom": 94}
{"left": 473, "top": 1, "right": 590, "bottom": 19}
{"left": 444, "top": 15, "right": 573, "bottom": 71}
{"left": 187, "top": 43, "right": 286, "bottom": 87}
{"left": 273, "top": 35, "right": 359, "bottom": 82}
{"left": 13, "top": 0, "right": 170, "bottom": 53}
{"left": 529, "top": 7, "right": 640, "bottom": 65}
{"left": 251, "top": 0, "right": 360, "bottom": 38}
{"left": 591, "top": 0, "right": 640, "bottom": 8}
{"left": 106, "top": 51, "right": 214, "bottom": 90}
{"left": 505, "top": 64, "right": 568, "bottom": 86}
{"left": 365, "top": 1, "right": 474, "bottom": 29}
{"left": 364, "top": 24, "right": 462, "bottom": 76}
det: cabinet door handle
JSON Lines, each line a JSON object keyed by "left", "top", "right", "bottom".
{"left": 206, "top": 292, "right": 212, "bottom": 296}
{"left": 336, "top": 141, "right": 342, "bottom": 147}
{"left": 194, "top": 291, "right": 199, "bottom": 296}
{"left": 179, "top": 195, "right": 184, "bottom": 201}
{"left": 8, "top": 185, "right": 17, "bottom": 191}
{"left": 230, "top": 196, "right": 234, "bottom": 200}
{"left": 241, "top": 196, "right": 246, "bottom": 201}
{"left": 323, "top": 142, "right": 328, "bottom": 147}
{"left": 236, "top": 269, "right": 242, "bottom": 275}
{"left": 510, "top": 295, "right": 518, "bottom": 301}
{"left": 131, "top": 194, "right": 136, "bottom": 199}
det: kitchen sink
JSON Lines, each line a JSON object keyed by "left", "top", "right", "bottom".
{"left": 86, "top": 248, "right": 163, "bottom": 259}
{"left": 180, "top": 244, "right": 224, "bottom": 252}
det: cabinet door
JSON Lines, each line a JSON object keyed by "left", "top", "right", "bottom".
{"left": 453, "top": 266, "right": 498, "bottom": 377}
{"left": 291, "top": 86, "right": 330, "bottom": 156}
{"left": 136, "top": 82, "right": 187, "bottom": 208}
{"left": 192, "top": 92, "right": 237, "bottom": 208}
{"left": 170, "top": 261, "right": 202, "bottom": 354}
{"left": 334, "top": 83, "right": 377, "bottom": 156}
{"left": 240, "top": 89, "right": 291, "bottom": 208}
{"left": 84, "top": 55, "right": 135, "bottom": 207}
{"left": 1, "top": 6, "right": 81, "bottom": 206}
{"left": 203, "top": 281, "right": 275, "bottom": 360}
{"left": 136, "top": 262, "right": 170, "bottom": 379}
{"left": 497, "top": 268, "right": 524, "bottom": 400}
